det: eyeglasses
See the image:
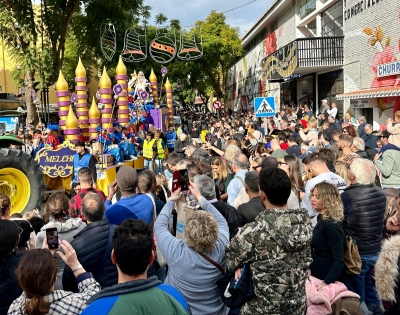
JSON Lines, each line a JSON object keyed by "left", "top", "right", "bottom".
{"left": 278, "top": 161, "right": 288, "bottom": 166}
{"left": 252, "top": 165, "right": 261, "bottom": 170}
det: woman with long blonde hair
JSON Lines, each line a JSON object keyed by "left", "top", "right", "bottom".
{"left": 211, "top": 157, "right": 234, "bottom": 202}
{"left": 334, "top": 161, "right": 350, "bottom": 186}
{"left": 308, "top": 182, "right": 349, "bottom": 287}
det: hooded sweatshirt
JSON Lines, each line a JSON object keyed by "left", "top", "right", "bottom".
{"left": 226, "top": 207, "right": 313, "bottom": 315}
{"left": 36, "top": 217, "right": 86, "bottom": 290}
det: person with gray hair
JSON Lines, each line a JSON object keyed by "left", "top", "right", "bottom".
{"left": 300, "top": 142, "right": 310, "bottom": 156}
{"left": 154, "top": 179, "right": 229, "bottom": 315}
{"left": 194, "top": 175, "right": 242, "bottom": 238}
{"left": 351, "top": 137, "right": 365, "bottom": 153}
{"left": 237, "top": 172, "right": 265, "bottom": 225}
{"left": 227, "top": 153, "right": 249, "bottom": 206}
{"left": 62, "top": 192, "right": 118, "bottom": 293}
{"left": 357, "top": 116, "right": 368, "bottom": 140}
{"left": 341, "top": 158, "right": 386, "bottom": 311}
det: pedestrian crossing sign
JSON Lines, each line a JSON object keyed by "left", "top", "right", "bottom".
{"left": 254, "top": 97, "right": 275, "bottom": 118}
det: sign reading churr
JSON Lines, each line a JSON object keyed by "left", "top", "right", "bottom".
{"left": 377, "top": 61, "right": 400, "bottom": 78}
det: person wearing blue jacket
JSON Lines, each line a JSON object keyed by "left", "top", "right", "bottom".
{"left": 104, "top": 166, "right": 153, "bottom": 226}
{"left": 166, "top": 126, "right": 177, "bottom": 152}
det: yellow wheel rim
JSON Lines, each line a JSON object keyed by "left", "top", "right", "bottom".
{"left": 0, "top": 168, "right": 30, "bottom": 214}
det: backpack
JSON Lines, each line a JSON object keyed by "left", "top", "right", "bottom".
{"left": 233, "top": 176, "right": 249, "bottom": 209}
{"left": 322, "top": 220, "right": 361, "bottom": 275}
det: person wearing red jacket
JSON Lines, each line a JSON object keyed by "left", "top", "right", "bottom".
{"left": 46, "top": 125, "right": 61, "bottom": 149}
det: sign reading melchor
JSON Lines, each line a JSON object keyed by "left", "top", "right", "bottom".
{"left": 35, "top": 140, "right": 76, "bottom": 177}
{"left": 344, "top": 0, "right": 383, "bottom": 21}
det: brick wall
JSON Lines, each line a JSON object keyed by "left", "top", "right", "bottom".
{"left": 342, "top": 0, "right": 400, "bottom": 120}
{"left": 343, "top": 0, "right": 400, "bottom": 92}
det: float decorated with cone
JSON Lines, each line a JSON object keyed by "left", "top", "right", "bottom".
{"left": 0, "top": 57, "right": 176, "bottom": 215}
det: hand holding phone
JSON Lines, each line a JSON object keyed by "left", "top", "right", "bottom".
{"left": 297, "top": 187, "right": 305, "bottom": 193}
{"left": 172, "top": 169, "right": 189, "bottom": 192}
{"left": 46, "top": 227, "right": 59, "bottom": 249}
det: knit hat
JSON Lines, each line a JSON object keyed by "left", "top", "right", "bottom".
{"left": 117, "top": 166, "right": 138, "bottom": 191}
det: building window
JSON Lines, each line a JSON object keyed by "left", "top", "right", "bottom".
{"left": 307, "top": 19, "right": 317, "bottom": 34}
{"left": 321, "top": 1, "right": 343, "bottom": 37}
{"left": 299, "top": 0, "right": 316, "bottom": 20}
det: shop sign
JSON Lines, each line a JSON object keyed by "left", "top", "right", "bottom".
{"left": 377, "top": 61, "right": 400, "bottom": 78}
{"left": 283, "top": 74, "right": 302, "bottom": 80}
{"left": 350, "top": 99, "right": 372, "bottom": 108}
{"left": 344, "top": 0, "right": 383, "bottom": 21}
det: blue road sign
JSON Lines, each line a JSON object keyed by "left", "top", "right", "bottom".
{"left": 254, "top": 97, "right": 275, "bottom": 118}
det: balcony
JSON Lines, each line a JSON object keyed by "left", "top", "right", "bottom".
{"left": 261, "top": 36, "right": 344, "bottom": 79}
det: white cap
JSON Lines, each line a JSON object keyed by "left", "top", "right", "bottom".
{"left": 321, "top": 99, "right": 328, "bottom": 103}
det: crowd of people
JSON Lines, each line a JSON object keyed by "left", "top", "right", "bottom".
{"left": 1, "top": 99, "right": 400, "bottom": 315}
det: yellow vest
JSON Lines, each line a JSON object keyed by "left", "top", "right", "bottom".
{"left": 201, "top": 130, "right": 208, "bottom": 143}
{"left": 143, "top": 139, "right": 155, "bottom": 159}
{"left": 155, "top": 138, "right": 165, "bottom": 159}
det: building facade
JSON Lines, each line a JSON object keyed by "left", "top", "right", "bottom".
{"left": 336, "top": 0, "right": 400, "bottom": 127}
{"left": 0, "top": 40, "right": 98, "bottom": 113}
{"left": 227, "top": 0, "right": 345, "bottom": 115}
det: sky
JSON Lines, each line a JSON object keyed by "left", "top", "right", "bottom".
{"left": 143, "top": 0, "right": 275, "bottom": 39}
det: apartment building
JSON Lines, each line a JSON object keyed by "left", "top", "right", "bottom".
{"left": 227, "top": 0, "right": 344, "bottom": 114}
{"left": 336, "top": 0, "right": 400, "bottom": 126}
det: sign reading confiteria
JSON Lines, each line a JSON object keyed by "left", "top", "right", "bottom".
{"left": 377, "top": 61, "right": 400, "bottom": 78}
{"left": 344, "top": 0, "right": 383, "bottom": 21}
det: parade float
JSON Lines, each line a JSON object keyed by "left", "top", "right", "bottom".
{"left": 0, "top": 57, "right": 176, "bottom": 215}
{"left": 0, "top": 22, "right": 204, "bottom": 215}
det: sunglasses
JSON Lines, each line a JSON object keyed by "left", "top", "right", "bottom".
{"left": 252, "top": 165, "right": 261, "bottom": 170}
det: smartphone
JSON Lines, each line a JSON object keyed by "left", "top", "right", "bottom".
{"left": 297, "top": 187, "right": 305, "bottom": 193}
{"left": 179, "top": 169, "right": 189, "bottom": 191}
{"left": 172, "top": 169, "right": 189, "bottom": 192}
{"left": 46, "top": 227, "right": 58, "bottom": 249}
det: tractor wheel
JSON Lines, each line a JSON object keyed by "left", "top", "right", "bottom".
{"left": 0, "top": 148, "right": 46, "bottom": 215}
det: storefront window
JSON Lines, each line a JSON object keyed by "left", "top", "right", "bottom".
{"left": 299, "top": 0, "right": 316, "bottom": 20}
{"left": 318, "top": 69, "right": 344, "bottom": 116}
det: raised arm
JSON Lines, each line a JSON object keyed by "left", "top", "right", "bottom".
{"left": 154, "top": 192, "right": 185, "bottom": 263}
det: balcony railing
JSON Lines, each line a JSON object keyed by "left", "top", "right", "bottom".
{"left": 296, "top": 36, "right": 344, "bottom": 67}
{"left": 261, "top": 36, "right": 344, "bottom": 79}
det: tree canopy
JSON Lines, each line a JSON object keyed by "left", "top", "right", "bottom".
{"left": 0, "top": 4, "right": 243, "bottom": 123}
{"left": 0, "top": 0, "right": 143, "bottom": 124}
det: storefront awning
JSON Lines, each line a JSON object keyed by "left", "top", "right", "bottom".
{"left": 336, "top": 86, "right": 400, "bottom": 100}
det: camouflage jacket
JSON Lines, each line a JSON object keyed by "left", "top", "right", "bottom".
{"left": 226, "top": 208, "right": 313, "bottom": 315}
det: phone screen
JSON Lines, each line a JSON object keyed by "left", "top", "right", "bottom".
{"left": 179, "top": 169, "right": 189, "bottom": 191}
{"left": 46, "top": 228, "right": 58, "bottom": 249}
